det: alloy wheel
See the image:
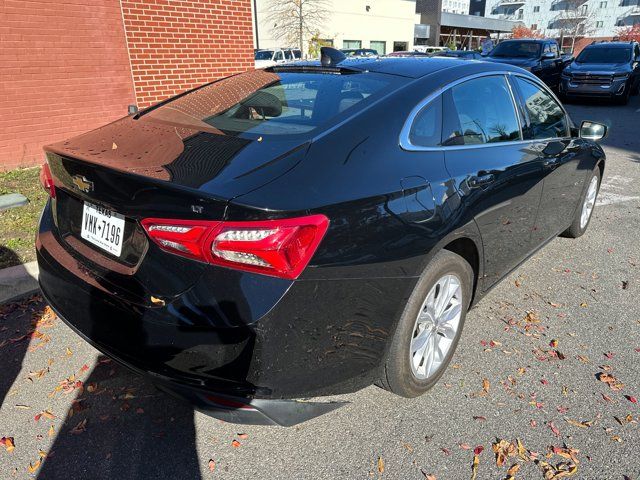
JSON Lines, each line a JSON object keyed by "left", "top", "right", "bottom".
{"left": 580, "top": 175, "right": 598, "bottom": 230}
{"left": 409, "top": 274, "right": 463, "bottom": 380}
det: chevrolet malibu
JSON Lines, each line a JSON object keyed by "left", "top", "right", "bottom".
{"left": 37, "top": 48, "right": 608, "bottom": 426}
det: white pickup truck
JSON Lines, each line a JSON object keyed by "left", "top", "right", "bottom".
{"left": 254, "top": 48, "right": 302, "bottom": 68}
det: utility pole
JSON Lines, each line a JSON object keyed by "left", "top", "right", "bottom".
{"left": 253, "top": 0, "right": 260, "bottom": 49}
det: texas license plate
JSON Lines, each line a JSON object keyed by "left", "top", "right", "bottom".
{"left": 81, "top": 202, "right": 125, "bottom": 256}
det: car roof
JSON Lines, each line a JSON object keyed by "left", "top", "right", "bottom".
{"left": 585, "top": 42, "right": 634, "bottom": 49}
{"left": 282, "top": 56, "right": 522, "bottom": 79}
{"left": 500, "top": 38, "right": 547, "bottom": 43}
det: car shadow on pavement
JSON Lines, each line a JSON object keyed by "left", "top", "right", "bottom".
{"left": 0, "top": 249, "right": 34, "bottom": 409}
{"left": 37, "top": 355, "right": 202, "bottom": 480}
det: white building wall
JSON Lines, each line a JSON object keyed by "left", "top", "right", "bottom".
{"left": 253, "top": 0, "right": 419, "bottom": 55}
{"left": 485, "top": 0, "right": 640, "bottom": 39}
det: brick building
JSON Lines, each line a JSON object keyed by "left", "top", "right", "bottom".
{"left": 0, "top": 0, "right": 254, "bottom": 171}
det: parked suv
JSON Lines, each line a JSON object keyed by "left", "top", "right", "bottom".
{"left": 560, "top": 41, "right": 640, "bottom": 104}
{"left": 486, "top": 39, "right": 573, "bottom": 89}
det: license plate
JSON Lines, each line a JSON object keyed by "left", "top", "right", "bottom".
{"left": 81, "top": 202, "right": 125, "bottom": 256}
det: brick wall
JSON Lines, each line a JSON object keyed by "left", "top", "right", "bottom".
{"left": 0, "top": 0, "right": 136, "bottom": 171}
{"left": 1, "top": 0, "right": 254, "bottom": 170}
{"left": 121, "top": 0, "right": 255, "bottom": 108}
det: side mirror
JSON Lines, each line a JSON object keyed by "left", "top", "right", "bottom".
{"left": 542, "top": 51, "right": 555, "bottom": 59}
{"left": 580, "top": 120, "right": 607, "bottom": 141}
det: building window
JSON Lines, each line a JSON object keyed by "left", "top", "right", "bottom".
{"left": 599, "top": 1, "right": 607, "bottom": 7}
{"left": 531, "top": 23, "right": 538, "bottom": 30}
{"left": 370, "top": 40, "right": 386, "bottom": 55}
{"left": 580, "top": 4, "right": 588, "bottom": 14}
{"left": 393, "top": 41, "right": 408, "bottom": 52}
{"left": 533, "top": 5, "right": 540, "bottom": 12}
{"left": 343, "top": 40, "right": 361, "bottom": 49}
{"left": 517, "top": 8, "right": 523, "bottom": 19}
{"left": 596, "top": 20, "right": 604, "bottom": 27}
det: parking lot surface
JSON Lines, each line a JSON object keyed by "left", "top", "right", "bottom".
{"left": 1, "top": 97, "right": 639, "bottom": 479}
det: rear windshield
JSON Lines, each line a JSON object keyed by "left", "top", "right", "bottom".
{"left": 576, "top": 47, "right": 631, "bottom": 64}
{"left": 490, "top": 42, "right": 541, "bottom": 58}
{"left": 143, "top": 70, "right": 398, "bottom": 138}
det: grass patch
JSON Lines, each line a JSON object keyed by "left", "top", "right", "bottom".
{"left": 0, "top": 167, "right": 47, "bottom": 269}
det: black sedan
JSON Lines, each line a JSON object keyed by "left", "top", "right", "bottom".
{"left": 37, "top": 48, "right": 607, "bottom": 426}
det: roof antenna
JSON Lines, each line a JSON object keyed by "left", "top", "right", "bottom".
{"left": 320, "top": 47, "right": 346, "bottom": 67}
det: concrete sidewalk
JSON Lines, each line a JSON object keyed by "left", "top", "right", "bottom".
{"left": 0, "top": 260, "right": 39, "bottom": 304}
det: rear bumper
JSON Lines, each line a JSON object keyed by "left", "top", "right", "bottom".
{"left": 37, "top": 201, "right": 416, "bottom": 411}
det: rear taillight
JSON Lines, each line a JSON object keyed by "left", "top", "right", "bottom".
{"left": 39, "top": 163, "right": 55, "bottom": 198}
{"left": 141, "top": 215, "right": 329, "bottom": 279}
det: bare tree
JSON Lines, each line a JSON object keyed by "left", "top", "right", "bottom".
{"left": 265, "top": 0, "right": 330, "bottom": 53}
{"left": 553, "top": 0, "right": 596, "bottom": 52}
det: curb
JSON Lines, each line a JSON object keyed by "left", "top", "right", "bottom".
{"left": 0, "top": 261, "right": 40, "bottom": 305}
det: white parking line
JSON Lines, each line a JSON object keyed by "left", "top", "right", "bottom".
{"left": 597, "top": 175, "right": 640, "bottom": 206}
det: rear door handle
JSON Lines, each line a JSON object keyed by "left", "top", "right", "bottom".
{"left": 467, "top": 173, "right": 495, "bottom": 188}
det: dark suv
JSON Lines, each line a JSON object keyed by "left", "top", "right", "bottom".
{"left": 560, "top": 41, "right": 640, "bottom": 104}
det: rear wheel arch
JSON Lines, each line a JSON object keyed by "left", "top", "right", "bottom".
{"left": 442, "top": 237, "right": 480, "bottom": 304}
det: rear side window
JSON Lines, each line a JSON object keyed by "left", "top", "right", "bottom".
{"left": 409, "top": 96, "right": 442, "bottom": 147}
{"left": 514, "top": 77, "right": 568, "bottom": 140}
{"left": 442, "top": 76, "right": 521, "bottom": 146}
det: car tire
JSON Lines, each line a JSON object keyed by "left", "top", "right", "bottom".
{"left": 562, "top": 167, "right": 601, "bottom": 239}
{"left": 615, "top": 86, "right": 631, "bottom": 105}
{"left": 379, "top": 250, "right": 473, "bottom": 398}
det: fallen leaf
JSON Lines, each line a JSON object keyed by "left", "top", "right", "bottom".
{"left": 597, "top": 372, "right": 624, "bottom": 391}
{"left": 566, "top": 419, "right": 592, "bottom": 429}
{"left": 208, "top": 459, "right": 216, "bottom": 472}
{"left": 482, "top": 378, "right": 490, "bottom": 394}
{"left": 231, "top": 440, "right": 241, "bottom": 448}
{"left": 507, "top": 463, "right": 521, "bottom": 476}
{"left": 422, "top": 473, "right": 437, "bottom": 480}
{"left": 474, "top": 445, "right": 484, "bottom": 455}
{"left": 69, "top": 418, "right": 87, "bottom": 435}
{"left": 549, "top": 421, "right": 560, "bottom": 437}
{"left": 0, "top": 437, "right": 15, "bottom": 453}
{"left": 237, "top": 433, "right": 248, "bottom": 440}
{"left": 377, "top": 456, "right": 385, "bottom": 473}
{"left": 34, "top": 410, "right": 55, "bottom": 422}
{"left": 48, "top": 425, "right": 55, "bottom": 437}
{"left": 473, "top": 416, "right": 486, "bottom": 422}
{"left": 27, "top": 459, "right": 41, "bottom": 473}
{"left": 459, "top": 443, "right": 471, "bottom": 450}
{"left": 625, "top": 395, "right": 638, "bottom": 403}
{"left": 112, "top": 142, "right": 118, "bottom": 150}
{"left": 65, "top": 347, "right": 73, "bottom": 356}
{"left": 549, "top": 339, "right": 558, "bottom": 348}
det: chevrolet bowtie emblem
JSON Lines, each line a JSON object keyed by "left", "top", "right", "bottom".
{"left": 72, "top": 175, "right": 94, "bottom": 193}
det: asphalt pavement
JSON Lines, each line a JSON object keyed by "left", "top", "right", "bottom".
{"left": 1, "top": 95, "right": 639, "bottom": 479}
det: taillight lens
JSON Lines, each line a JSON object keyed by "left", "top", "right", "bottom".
{"left": 39, "top": 163, "right": 55, "bottom": 198}
{"left": 141, "top": 215, "right": 329, "bottom": 279}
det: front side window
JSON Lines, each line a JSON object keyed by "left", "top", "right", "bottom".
{"left": 514, "top": 77, "right": 567, "bottom": 140}
{"left": 274, "top": 51, "right": 284, "bottom": 61}
{"left": 442, "top": 76, "right": 521, "bottom": 146}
